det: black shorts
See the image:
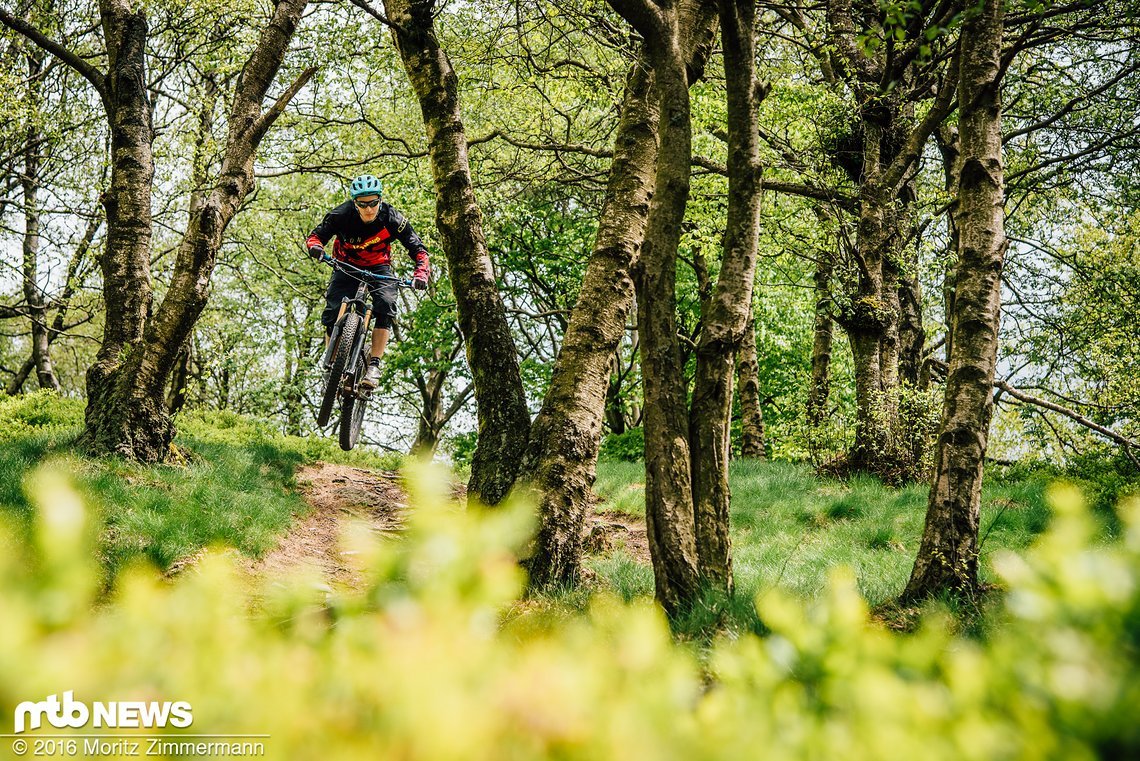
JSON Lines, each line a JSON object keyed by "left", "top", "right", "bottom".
{"left": 321, "top": 264, "right": 398, "bottom": 331}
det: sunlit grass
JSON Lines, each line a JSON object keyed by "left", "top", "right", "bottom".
{"left": 590, "top": 459, "right": 1056, "bottom": 615}
{"left": 0, "top": 392, "right": 401, "bottom": 579}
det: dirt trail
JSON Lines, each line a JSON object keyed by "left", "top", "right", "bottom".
{"left": 247, "top": 463, "right": 409, "bottom": 589}
{"left": 242, "top": 462, "right": 650, "bottom": 591}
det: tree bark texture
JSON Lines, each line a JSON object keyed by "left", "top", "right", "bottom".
{"left": 904, "top": 0, "right": 1005, "bottom": 602}
{"left": 385, "top": 0, "right": 531, "bottom": 505}
{"left": 807, "top": 255, "right": 834, "bottom": 427}
{"left": 689, "top": 0, "right": 764, "bottom": 596}
{"left": 604, "top": 0, "right": 704, "bottom": 615}
{"left": 517, "top": 0, "right": 716, "bottom": 589}
{"left": 936, "top": 124, "right": 962, "bottom": 364}
{"left": 82, "top": 0, "right": 159, "bottom": 457}
{"left": 824, "top": 0, "right": 958, "bottom": 481}
{"left": 20, "top": 47, "right": 60, "bottom": 392}
{"left": 735, "top": 312, "right": 766, "bottom": 459}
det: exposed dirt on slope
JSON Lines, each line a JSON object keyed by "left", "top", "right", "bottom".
{"left": 247, "top": 463, "right": 409, "bottom": 590}
{"left": 239, "top": 462, "right": 651, "bottom": 592}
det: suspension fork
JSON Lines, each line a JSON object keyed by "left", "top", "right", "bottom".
{"left": 321, "top": 298, "right": 352, "bottom": 370}
{"left": 345, "top": 281, "right": 372, "bottom": 382}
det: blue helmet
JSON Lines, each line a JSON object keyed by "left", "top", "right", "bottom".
{"left": 350, "top": 174, "right": 383, "bottom": 199}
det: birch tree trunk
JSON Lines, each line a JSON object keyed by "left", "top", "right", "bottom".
{"left": 17, "top": 47, "right": 60, "bottom": 392}
{"left": 601, "top": 0, "right": 703, "bottom": 615}
{"left": 806, "top": 256, "right": 834, "bottom": 427}
{"left": 903, "top": 0, "right": 1006, "bottom": 601}
{"left": 384, "top": 0, "right": 531, "bottom": 505}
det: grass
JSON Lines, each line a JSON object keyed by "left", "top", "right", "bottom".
{"left": 588, "top": 458, "right": 1058, "bottom": 622}
{"left": 0, "top": 392, "right": 401, "bottom": 580}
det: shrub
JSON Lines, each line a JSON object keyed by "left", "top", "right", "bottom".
{"left": 599, "top": 427, "right": 645, "bottom": 462}
{"left": 0, "top": 391, "right": 84, "bottom": 440}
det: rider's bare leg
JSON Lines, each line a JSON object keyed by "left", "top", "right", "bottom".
{"left": 371, "top": 328, "right": 390, "bottom": 361}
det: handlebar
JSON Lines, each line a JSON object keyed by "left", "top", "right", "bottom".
{"left": 321, "top": 254, "right": 415, "bottom": 289}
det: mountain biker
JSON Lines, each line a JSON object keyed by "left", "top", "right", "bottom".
{"left": 306, "top": 174, "right": 430, "bottom": 390}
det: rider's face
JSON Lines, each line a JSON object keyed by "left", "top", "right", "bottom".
{"left": 354, "top": 195, "right": 381, "bottom": 223}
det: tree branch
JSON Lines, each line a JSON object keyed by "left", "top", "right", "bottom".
{"left": 0, "top": 10, "right": 108, "bottom": 105}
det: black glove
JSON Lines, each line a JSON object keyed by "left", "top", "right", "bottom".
{"left": 413, "top": 276, "right": 428, "bottom": 291}
{"left": 308, "top": 244, "right": 325, "bottom": 260}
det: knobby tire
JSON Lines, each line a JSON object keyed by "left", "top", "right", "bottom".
{"left": 339, "top": 354, "right": 368, "bottom": 451}
{"left": 318, "top": 312, "right": 360, "bottom": 427}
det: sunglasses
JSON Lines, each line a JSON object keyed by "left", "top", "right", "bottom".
{"left": 354, "top": 198, "right": 381, "bottom": 208}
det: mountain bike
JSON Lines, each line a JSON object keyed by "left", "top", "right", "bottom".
{"left": 316, "top": 256, "right": 413, "bottom": 451}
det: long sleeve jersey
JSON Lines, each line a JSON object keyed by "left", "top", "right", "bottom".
{"left": 306, "top": 201, "right": 430, "bottom": 272}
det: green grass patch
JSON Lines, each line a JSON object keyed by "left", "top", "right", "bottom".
{"left": 588, "top": 458, "right": 1059, "bottom": 625}
{"left": 0, "top": 392, "right": 403, "bottom": 579}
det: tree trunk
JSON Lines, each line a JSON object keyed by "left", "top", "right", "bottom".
{"left": 903, "top": 0, "right": 1005, "bottom": 602}
{"left": 384, "top": 0, "right": 530, "bottom": 505}
{"left": 806, "top": 255, "right": 834, "bottom": 427}
{"left": 5, "top": 206, "right": 98, "bottom": 396}
{"left": 20, "top": 47, "right": 60, "bottom": 392}
{"left": 82, "top": 0, "right": 158, "bottom": 457}
{"left": 604, "top": 349, "right": 628, "bottom": 436}
{"left": 736, "top": 312, "right": 766, "bottom": 459}
{"left": 689, "top": 0, "right": 764, "bottom": 596}
{"left": 517, "top": 0, "right": 716, "bottom": 588}
{"left": 603, "top": 0, "right": 704, "bottom": 616}
{"left": 936, "top": 124, "right": 962, "bottom": 364}
{"left": 82, "top": 0, "right": 312, "bottom": 460}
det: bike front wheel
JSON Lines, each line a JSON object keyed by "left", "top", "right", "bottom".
{"left": 318, "top": 312, "right": 360, "bottom": 427}
{"left": 339, "top": 355, "right": 368, "bottom": 451}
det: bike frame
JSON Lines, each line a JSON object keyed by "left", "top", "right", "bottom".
{"left": 319, "top": 257, "right": 413, "bottom": 397}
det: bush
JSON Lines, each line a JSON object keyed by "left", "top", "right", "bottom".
{"left": 599, "top": 427, "right": 644, "bottom": 462}
{"left": 0, "top": 391, "right": 84, "bottom": 440}
{"left": 1, "top": 463, "right": 1139, "bottom": 758}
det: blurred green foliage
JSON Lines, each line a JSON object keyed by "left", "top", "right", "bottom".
{"left": 1, "top": 461, "right": 1139, "bottom": 758}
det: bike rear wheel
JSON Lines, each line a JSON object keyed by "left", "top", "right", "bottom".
{"left": 318, "top": 312, "right": 360, "bottom": 427}
{"left": 339, "top": 355, "right": 368, "bottom": 451}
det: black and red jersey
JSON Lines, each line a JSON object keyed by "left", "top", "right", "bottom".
{"left": 306, "top": 201, "right": 430, "bottom": 271}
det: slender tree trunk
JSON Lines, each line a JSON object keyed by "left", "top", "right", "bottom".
{"left": 384, "top": 0, "right": 530, "bottom": 505}
{"left": 689, "top": 0, "right": 764, "bottom": 596}
{"left": 736, "top": 312, "right": 766, "bottom": 459}
{"left": 936, "top": 124, "right": 962, "bottom": 364}
{"left": 20, "top": 47, "right": 60, "bottom": 392}
{"left": 806, "top": 255, "right": 834, "bottom": 427}
{"left": 5, "top": 207, "right": 98, "bottom": 396}
{"left": 602, "top": 0, "right": 704, "bottom": 615}
{"left": 604, "top": 349, "right": 628, "bottom": 436}
{"left": 896, "top": 184, "right": 925, "bottom": 387}
{"left": 903, "top": 0, "right": 1005, "bottom": 602}
{"left": 517, "top": 0, "right": 716, "bottom": 588}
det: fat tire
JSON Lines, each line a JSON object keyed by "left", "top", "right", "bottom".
{"left": 318, "top": 312, "right": 360, "bottom": 427}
